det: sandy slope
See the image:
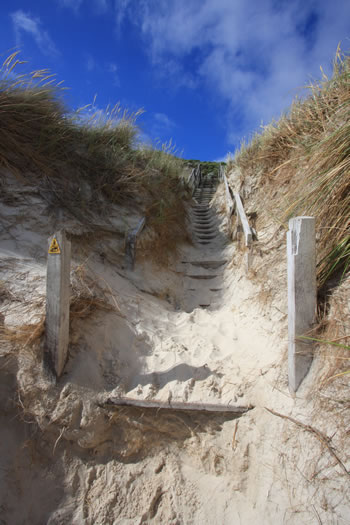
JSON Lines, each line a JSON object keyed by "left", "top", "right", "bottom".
{"left": 0, "top": 173, "right": 349, "bottom": 524}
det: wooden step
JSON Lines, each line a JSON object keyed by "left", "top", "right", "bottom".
{"left": 187, "top": 274, "right": 218, "bottom": 279}
{"left": 105, "top": 397, "right": 253, "bottom": 415}
{"left": 181, "top": 260, "right": 226, "bottom": 269}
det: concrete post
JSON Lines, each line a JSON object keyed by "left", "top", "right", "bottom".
{"left": 287, "top": 217, "right": 316, "bottom": 392}
{"left": 45, "top": 230, "right": 71, "bottom": 377}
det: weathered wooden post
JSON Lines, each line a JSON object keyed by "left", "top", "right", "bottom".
{"left": 45, "top": 230, "right": 71, "bottom": 377}
{"left": 287, "top": 217, "right": 316, "bottom": 392}
{"left": 234, "top": 193, "right": 253, "bottom": 271}
{"left": 125, "top": 218, "right": 146, "bottom": 270}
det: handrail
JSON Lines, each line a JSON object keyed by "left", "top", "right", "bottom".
{"left": 125, "top": 162, "right": 201, "bottom": 270}
{"left": 233, "top": 193, "right": 252, "bottom": 247}
{"left": 219, "top": 164, "right": 234, "bottom": 215}
{"left": 125, "top": 217, "right": 146, "bottom": 270}
{"left": 188, "top": 163, "right": 202, "bottom": 194}
{"left": 219, "top": 165, "right": 252, "bottom": 247}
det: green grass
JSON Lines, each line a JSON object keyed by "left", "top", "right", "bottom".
{"left": 0, "top": 52, "right": 188, "bottom": 256}
{"left": 185, "top": 159, "right": 225, "bottom": 177}
{"left": 233, "top": 46, "right": 350, "bottom": 288}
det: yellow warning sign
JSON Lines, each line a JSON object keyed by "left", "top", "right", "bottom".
{"left": 48, "top": 238, "right": 61, "bottom": 254}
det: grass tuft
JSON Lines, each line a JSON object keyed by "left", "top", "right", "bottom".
{"left": 233, "top": 46, "right": 350, "bottom": 287}
{"left": 0, "top": 52, "right": 188, "bottom": 259}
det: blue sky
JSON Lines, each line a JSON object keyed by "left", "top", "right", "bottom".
{"left": 1, "top": 0, "right": 350, "bottom": 161}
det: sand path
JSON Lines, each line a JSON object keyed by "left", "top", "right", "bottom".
{"left": 181, "top": 173, "right": 228, "bottom": 312}
{"left": 108, "top": 174, "right": 281, "bottom": 412}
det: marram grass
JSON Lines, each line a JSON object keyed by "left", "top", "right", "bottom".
{"left": 233, "top": 46, "right": 350, "bottom": 288}
{"left": 0, "top": 52, "right": 187, "bottom": 257}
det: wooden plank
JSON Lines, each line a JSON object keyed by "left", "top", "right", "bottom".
{"left": 45, "top": 230, "right": 71, "bottom": 377}
{"left": 188, "top": 163, "right": 201, "bottom": 194}
{"left": 106, "top": 396, "right": 253, "bottom": 414}
{"left": 220, "top": 166, "right": 234, "bottom": 216}
{"left": 234, "top": 193, "right": 252, "bottom": 247}
{"left": 134, "top": 217, "right": 146, "bottom": 237}
{"left": 224, "top": 176, "right": 234, "bottom": 215}
{"left": 125, "top": 217, "right": 146, "bottom": 270}
{"left": 188, "top": 167, "right": 196, "bottom": 191}
{"left": 287, "top": 217, "right": 316, "bottom": 392}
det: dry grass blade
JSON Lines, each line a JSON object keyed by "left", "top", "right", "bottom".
{"left": 233, "top": 48, "right": 350, "bottom": 288}
{"left": 0, "top": 52, "right": 188, "bottom": 259}
{"left": 0, "top": 317, "right": 45, "bottom": 346}
{"left": 70, "top": 296, "right": 114, "bottom": 319}
{"left": 265, "top": 407, "right": 350, "bottom": 478}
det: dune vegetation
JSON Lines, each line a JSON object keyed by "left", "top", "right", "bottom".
{"left": 226, "top": 47, "right": 350, "bottom": 387}
{"left": 0, "top": 47, "right": 350, "bottom": 525}
{"left": 0, "top": 52, "right": 188, "bottom": 258}
{"left": 230, "top": 46, "right": 350, "bottom": 291}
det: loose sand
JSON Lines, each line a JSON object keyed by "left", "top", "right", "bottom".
{"left": 0, "top": 172, "right": 349, "bottom": 524}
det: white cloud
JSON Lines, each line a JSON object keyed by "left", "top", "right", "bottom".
{"left": 58, "top": 0, "right": 110, "bottom": 13}
{"left": 154, "top": 112, "right": 176, "bottom": 130}
{"left": 107, "top": 62, "right": 120, "bottom": 86}
{"left": 86, "top": 55, "right": 95, "bottom": 71}
{"left": 58, "top": 0, "right": 83, "bottom": 12}
{"left": 214, "top": 155, "right": 228, "bottom": 163}
{"left": 114, "top": 0, "right": 133, "bottom": 31}
{"left": 114, "top": 0, "right": 350, "bottom": 146}
{"left": 94, "top": 0, "right": 109, "bottom": 13}
{"left": 84, "top": 57, "right": 120, "bottom": 85}
{"left": 149, "top": 112, "right": 177, "bottom": 142}
{"left": 108, "top": 62, "right": 118, "bottom": 73}
{"left": 11, "top": 10, "right": 59, "bottom": 57}
{"left": 156, "top": 58, "right": 197, "bottom": 90}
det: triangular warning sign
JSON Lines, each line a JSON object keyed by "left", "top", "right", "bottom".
{"left": 49, "top": 237, "right": 61, "bottom": 254}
